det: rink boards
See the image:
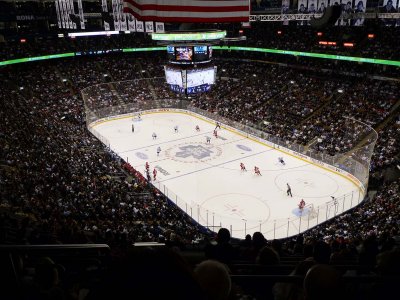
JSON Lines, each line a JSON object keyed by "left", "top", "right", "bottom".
{"left": 89, "top": 109, "right": 364, "bottom": 239}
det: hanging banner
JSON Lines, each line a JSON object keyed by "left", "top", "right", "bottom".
{"left": 55, "top": 0, "right": 62, "bottom": 28}
{"left": 102, "top": 0, "right": 110, "bottom": 30}
{"left": 145, "top": 21, "right": 154, "bottom": 32}
{"left": 155, "top": 22, "right": 165, "bottom": 33}
{"left": 112, "top": 0, "right": 120, "bottom": 31}
{"left": 77, "top": 0, "right": 85, "bottom": 29}
{"left": 127, "top": 14, "right": 136, "bottom": 31}
{"left": 136, "top": 20, "right": 144, "bottom": 32}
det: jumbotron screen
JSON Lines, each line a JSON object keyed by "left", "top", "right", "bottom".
{"left": 168, "top": 45, "right": 212, "bottom": 64}
{"left": 164, "top": 66, "right": 183, "bottom": 87}
{"left": 186, "top": 67, "right": 216, "bottom": 88}
{"left": 176, "top": 46, "right": 193, "bottom": 61}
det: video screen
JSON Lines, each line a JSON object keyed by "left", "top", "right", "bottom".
{"left": 164, "top": 67, "right": 183, "bottom": 87}
{"left": 186, "top": 67, "right": 215, "bottom": 88}
{"left": 193, "top": 45, "right": 209, "bottom": 61}
{"left": 167, "top": 45, "right": 175, "bottom": 60}
{"left": 175, "top": 46, "right": 193, "bottom": 61}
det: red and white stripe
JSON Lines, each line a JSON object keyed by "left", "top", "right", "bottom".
{"left": 123, "top": 0, "right": 249, "bottom": 23}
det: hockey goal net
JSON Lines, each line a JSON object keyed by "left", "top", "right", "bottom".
{"left": 300, "top": 204, "right": 318, "bottom": 219}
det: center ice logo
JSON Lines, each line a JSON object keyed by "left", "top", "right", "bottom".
{"left": 175, "top": 145, "right": 214, "bottom": 160}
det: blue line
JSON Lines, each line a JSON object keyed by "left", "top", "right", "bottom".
{"left": 160, "top": 148, "right": 273, "bottom": 183}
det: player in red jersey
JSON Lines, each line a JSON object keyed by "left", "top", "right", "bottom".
{"left": 298, "top": 199, "right": 306, "bottom": 210}
{"left": 145, "top": 162, "right": 149, "bottom": 171}
{"left": 213, "top": 130, "right": 218, "bottom": 138}
{"left": 240, "top": 162, "right": 247, "bottom": 171}
{"left": 153, "top": 168, "right": 157, "bottom": 181}
{"left": 254, "top": 166, "right": 261, "bottom": 176}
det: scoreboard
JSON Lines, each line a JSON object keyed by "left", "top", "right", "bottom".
{"left": 167, "top": 44, "right": 212, "bottom": 64}
{"left": 164, "top": 65, "right": 217, "bottom": 95}
{"left": 165, "top": 43, "right": 216, "bottom": 94}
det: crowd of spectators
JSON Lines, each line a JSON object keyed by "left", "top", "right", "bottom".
{"left": 1, "top": 36, "right": 399, "bottom": 299}
{"left": 1, "top": 24, "right": 400, "bottom": 62}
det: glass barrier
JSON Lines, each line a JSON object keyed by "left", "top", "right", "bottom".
{"left": 81, "top": 78, "right": 377, "bottom": 239}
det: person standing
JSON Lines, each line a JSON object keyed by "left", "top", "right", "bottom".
{"left": 153, "top": 168, "right": 157, "bottom": 181}
{"left": 132, "top": 124, "right": 135, "bottom": 133}
{"left": 287, "top": 183, "right": 292, "bottom": 197}
{"left": 157, "top": 146, "right": 161, "bottom": 156}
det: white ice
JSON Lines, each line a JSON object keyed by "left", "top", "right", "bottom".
{"left": 92, "top": 112, "right": 362, "bottom": 239}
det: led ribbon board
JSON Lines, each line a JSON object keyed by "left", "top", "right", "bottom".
{"left": 151, "top": 31, "right": 226, "bottom": 41}
{"left": 213, "top": 46, "right": 400, "bottom": 67}
{"left": 0, "top": 53, "right": 75, "bottom": 66}
{"left": 1, "top": 47, "right": 399, "bottom": 67}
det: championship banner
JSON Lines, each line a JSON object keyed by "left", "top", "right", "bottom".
{"left": 60, "top": 0, "right": 69, "bottom": 29}
{"left": 77, "top": 0, "right": 85, "bottom": 29}
{"left": 155, "top": 22, "right": 165, "bottom": 33}
{"left": 120, "top": 4, "right": 128, "bottom": 31}
{"left": 145, "top": 21, "right": 154, "bottom": 32}
{"left": 112, "top": 0, "right": 120, "bottom": 31}
{"left": 67, "top": 0, "right": 76, "bottom": 29}
{"left": 55, "top": 0, "right": 62, "bottom": 28}
{"left": 102, "top": 0, "right": 110, "bottom": 30}
{"left": 136, "top": 20, "right": 144, "bottom": 32}
{"left": 127, "top": 14, "right": 136, "bottom": 31}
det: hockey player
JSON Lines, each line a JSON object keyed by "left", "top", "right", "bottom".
{"left": 157, "top": 146, "right": 161, "bottom": 156}
{"left": 145, "top": 162, "right": 150, "bottom": 171}
{"left": 153, "top": 168, "right": 157, "bottom": 181}
{"left": 195, "top": 125, "right": 200, "bottom": 132}
{"left": 287, "top": 183, "right": 292, "bottom": 197}
{"left": 152, "top": 132, "right": 157, "bottom": 140}
{"left": 174, "top": 125, "right": 178, "bottom": 133}
{"left": 132, "top": 124, "right": 135, "bottom": 133}
{"left": 298, "top": 199, "right": 306, "bottom": 210}
{"left": 213, "top": 130, "right": 218, "bottom": 138}
{"left": 240, "top": 162, "right": 247, "bottom": 171}
{"left": 206, "top": 136, "right": 211, "bottom": 143}
{"left": 278, "top": 157, "right": 285, "bottom": 166}
{"left": 215, "top": 122, "right": 221, "bottom": 130}
{"left": 254, "top": 166, "right": 261, "bottom": 176}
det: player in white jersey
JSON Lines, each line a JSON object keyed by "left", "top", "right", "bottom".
{"left": 152, "top": 132, "right": 157, "bottom": 140}
{"left": 174, "top": 125, "right": 178, "bottom": 133}
{"left": 157, "top": 146, "right": 161, "bottom": 156}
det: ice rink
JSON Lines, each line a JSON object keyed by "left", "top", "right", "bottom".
{"left": 92, "top": 111, "right": 362, "bottom": 239}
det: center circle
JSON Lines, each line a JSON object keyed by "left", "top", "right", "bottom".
{"left": 165, "top": 142, "right": 222, "bottom": 163}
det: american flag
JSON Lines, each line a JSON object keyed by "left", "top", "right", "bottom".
{"left": 123, "top": 0, "right": 249, "bottom": 23}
